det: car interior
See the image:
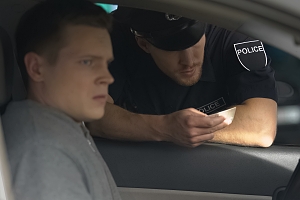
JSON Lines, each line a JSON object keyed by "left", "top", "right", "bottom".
{"left": 0, "top": 25, "right": 15, "bottom": 200}
{"left": 0, "top": 0, "right": 300, "bottom": 200}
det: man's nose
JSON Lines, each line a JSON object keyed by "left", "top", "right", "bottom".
{"left": 178, "top": 48, "right": 194, "bottom": 66}
{"left": 96, "top": 67, "right": 114, "bottom": 85}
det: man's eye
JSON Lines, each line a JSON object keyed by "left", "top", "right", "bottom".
{"left": 81, "top": 59, "right": 92, "bottom": 66}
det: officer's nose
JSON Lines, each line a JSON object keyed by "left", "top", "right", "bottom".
{"left": 178, "top": 48, "right": 195, "bottom": 67}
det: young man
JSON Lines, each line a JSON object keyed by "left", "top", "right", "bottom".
{"left": 88, "top": 7, "right": 278, "bottom": 148}
{"left": 3, "top": 0, "right": 120, "bottom": 199}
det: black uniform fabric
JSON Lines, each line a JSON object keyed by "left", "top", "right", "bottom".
{"left": 109, "top": 22, "right": 278, "bottom": 115}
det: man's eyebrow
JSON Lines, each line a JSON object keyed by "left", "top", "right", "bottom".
{"left": 76, "top": 54, "right": 114, "bottom": 64}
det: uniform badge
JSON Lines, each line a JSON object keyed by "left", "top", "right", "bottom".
{"left": 197, "top": 97, "right": 226, "bottom": 114}
{"left": 234, "top": 40, "right": 267, "bottom": 71}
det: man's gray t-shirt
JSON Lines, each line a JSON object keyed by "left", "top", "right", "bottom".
{"left": 2, "top": 100, "right": 121, "bottom": 200}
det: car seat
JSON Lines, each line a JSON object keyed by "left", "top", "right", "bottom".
{"left": 0, "top": 25, "right": 15, "bottom": 200}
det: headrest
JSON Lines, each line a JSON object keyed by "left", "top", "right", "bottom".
{"left": 113, "top": 7, "right": 206, "bottom": 51}
{"left": 0, "top": 27, "right": 14, "bottom": 114}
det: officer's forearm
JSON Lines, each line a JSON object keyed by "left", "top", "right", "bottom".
{"left": 87, "top": 102, "right": 165, "bottom": 141}
{"left": 210, "top": 98, "right": 277, "bottom": 147}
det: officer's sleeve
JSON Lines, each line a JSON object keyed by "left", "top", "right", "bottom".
{"left": 223, "top": 31, "right": 278, "bottom": 105}
{"left": 108, "top": 21, "right": 129, "bottom": 103}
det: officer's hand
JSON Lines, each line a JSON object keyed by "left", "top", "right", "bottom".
{"left": 161, "top": 108, "right": 228, "bottom": 148}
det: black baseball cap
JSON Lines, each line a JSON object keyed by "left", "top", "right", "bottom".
{"left": 112, "top": 7, "right": 206, "bottom": 51}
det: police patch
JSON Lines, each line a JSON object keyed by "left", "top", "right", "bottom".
{"left": 234, "top": 40, "right": 267, "bottom": 71}
{"left": 196, "top": 97, "right": 226, "bottom": 114}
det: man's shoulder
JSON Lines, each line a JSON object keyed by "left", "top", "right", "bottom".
{"left": 3, "top": 100, "right": 78, "bottom": 131}
{"left": 3, "top": 100, "right": 83, "bottom": 155}
{"left": 2, "top": 100, "right": 37, "bottom": 142}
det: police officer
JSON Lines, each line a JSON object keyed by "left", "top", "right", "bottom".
{"left": 88, "top": 7, "right": 278, "bottom": 148}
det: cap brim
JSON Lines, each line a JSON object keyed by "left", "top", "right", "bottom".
{"left": 146, "top": 22, "right": 206, "bottom": 51}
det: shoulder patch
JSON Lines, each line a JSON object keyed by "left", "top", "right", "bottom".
{"left": 234, "top": 40, "right": 267, "bottom": 71}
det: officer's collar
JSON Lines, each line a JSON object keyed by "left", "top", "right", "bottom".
{"left": 199, "top": 50, "right": 216, "bottom": 82}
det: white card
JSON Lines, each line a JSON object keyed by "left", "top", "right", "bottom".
{"left": 214, "top": 107, "right": 236, "bottom": 125}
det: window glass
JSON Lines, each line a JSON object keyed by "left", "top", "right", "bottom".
{"left": 95, "top": 3, "right": 118, "bottom": 13}
{"left": 265, "top": 44, "right": 300, "bottom": 146}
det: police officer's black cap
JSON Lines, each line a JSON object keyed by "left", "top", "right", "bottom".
{"left": 113, "top": 7, "right": 206, "bottom": 51}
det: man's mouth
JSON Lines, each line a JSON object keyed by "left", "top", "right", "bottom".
{"left": 93, "top": 94, "right": 107, "bottom": 103}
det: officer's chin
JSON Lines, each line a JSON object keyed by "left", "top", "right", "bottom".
{"left": 175, "top": 72, "right": 202, "bottom": 86}
{"left": 174, "top": 76, "right": 201, "bottom": 86}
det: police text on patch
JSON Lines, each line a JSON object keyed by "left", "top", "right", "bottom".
{"left": 235, "top": 45, "right": 264, "bottom": 56}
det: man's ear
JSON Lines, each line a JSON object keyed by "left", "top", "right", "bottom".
{"left": 24, "top": 52, "right": 45, "bottom": 82}
{"left": 135, "top": 36, "right": 151, "bottom": 53}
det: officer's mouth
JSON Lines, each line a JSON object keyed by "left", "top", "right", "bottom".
{"left": 180, "top": 67, "right": 196, "bottom": 77}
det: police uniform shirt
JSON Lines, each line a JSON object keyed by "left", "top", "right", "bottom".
{"left": 109, "top": 22, "right": 278, "bottom": 115}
